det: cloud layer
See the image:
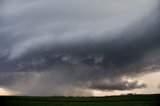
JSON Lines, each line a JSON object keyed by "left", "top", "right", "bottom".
{"left": 0, "top": 0, "right": 160, "bottom": 96}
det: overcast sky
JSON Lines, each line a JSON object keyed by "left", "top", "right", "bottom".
{"left": 0, "top": 0, "right": 160, "bottom": 96}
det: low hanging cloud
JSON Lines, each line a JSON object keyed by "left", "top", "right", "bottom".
{"left": 0, "top": 0, "right": 160, "bottom": 96}
{"left": 88, "top": 79, "right": 147, "bottom": 91}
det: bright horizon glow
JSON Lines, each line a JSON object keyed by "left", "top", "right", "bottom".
{"left": 0, "top": 88, "right": 13, "bottom": 95}
{"left": 0, "top": 87, "right": 22, "bottom": 96}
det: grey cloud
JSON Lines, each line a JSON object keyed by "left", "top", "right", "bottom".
{"left": 88, "top": 80, "right": 147, "bottom": 91}
{"left": 1, "top": 0, "right": 158, "bottom": 60}
{"left": 158, "top": 84, "right": 160, "bottom": 89}
{"left": 1, "top": 71, "right": 93, "bottom": 96}
{"left": 0, "top": 0, "right": 160, "bottom": 95}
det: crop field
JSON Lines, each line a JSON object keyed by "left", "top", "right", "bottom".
{"left": 0, "top": 94, "right": 160, "bottom": 106}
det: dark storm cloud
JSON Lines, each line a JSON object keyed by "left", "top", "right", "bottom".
{"left": 88, "top": 80, "right": 147, "bottom": 91}
{"left": 0, "top": 0, "right": 160, "bottom": 95}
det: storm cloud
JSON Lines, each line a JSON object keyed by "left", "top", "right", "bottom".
{"left": 88, "top": 80, "right": 147, "bottom": 91}
{"left": 0, "top": 0, "right": 160, "bottom": 96}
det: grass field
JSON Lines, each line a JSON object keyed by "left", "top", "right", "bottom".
{"left": 0, "top": 94, "right": 160, "bottom": 106}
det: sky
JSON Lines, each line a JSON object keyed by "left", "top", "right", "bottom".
{"left": 0, "top": 0, "right": 160, "bottom": 96}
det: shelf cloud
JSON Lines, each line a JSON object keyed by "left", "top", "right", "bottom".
{"left": 0, "top": 0, "right": 160, "bottom": 96}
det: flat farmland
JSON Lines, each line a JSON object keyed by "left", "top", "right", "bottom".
{"left": 1, "top": 94, "right": 160, "bottom": 106}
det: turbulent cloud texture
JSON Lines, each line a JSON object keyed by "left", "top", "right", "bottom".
{"left": 88, "top": 80, "right": 147, "bottom": 91}
{"left": 0, "top": 0, "right": 160, "bottom": 96}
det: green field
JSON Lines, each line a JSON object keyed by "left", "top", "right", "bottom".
{"left": 1, "top": 94, "right": 160, "bottom": 106}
